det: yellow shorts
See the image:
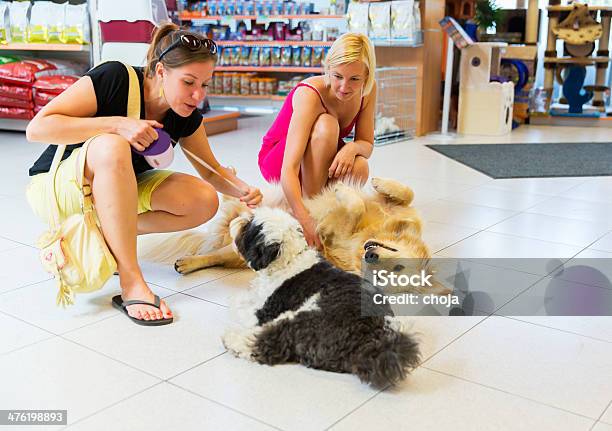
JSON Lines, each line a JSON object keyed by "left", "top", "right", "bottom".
{"left": 26, "top": 147, "right": 174, "bottom": 225}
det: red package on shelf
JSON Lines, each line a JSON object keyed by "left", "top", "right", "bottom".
{"left": 0, "top": 83, "right": 32, "bottom": 101}
{"left": 33, "top": 75, "right": 79, "bottom": 95}
{"left": 33, "top": 90, "right": 56, "bottom": 107}
{"left": 0, "top": 106, "right": 34, "bottom": 120}
{"left": 0, "top": 96, "right": 34, "bottom": 109}
{"left": 34, "top": 105, "right": 43, "bottom": 114}
{"left": 0, "top": 61, "right": 57, "bottom": 86}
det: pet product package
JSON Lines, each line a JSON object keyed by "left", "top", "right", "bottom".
{"left": 271, "top": 47, "right": 281, "bottom": 66}
{"left": 0, "top": 95, "right": 33, "bottom": 109}
{"left": 259, "top": 46, "right": 271, "bottom": 67}
{"left": 33, "top": 75, "right": 78, "bottom": 94}
{"left": 301, "top": 47, "right": 312, "bottom": 67}
{"left": 391, "top": 0, "right": 415, "bottom": 40}
{"left": 369, "top": 2, "right": 391, "bottom": 40}
{"left": 48, "top": 2, "right": 66, "bottom": 43}
{"left": 63, "top": 3, "right": 90, "bottom": 44}
{"left": 312, "top": 47, "right": 324, "bottom": 67}
{"left": 0, "top": 106, "right": 33, "bottom": 119}
{"left": 231, "top": 46, "right": 241, "bottom": 66}
{"left": 240, "top": 46, "right": 250, "bottom": 66}
{"left": 249, "top": 47, "right": 260, "bottom": 66}
{"left": 291, "top": 46, "right": 302, "bottom": 67}
{"left": 0, "top": 82, "right": 31, "bottom": 100}
{"left": 0, "top": 2, "right": 9, "bottom": 44}
{"left": 28, "top": 1, "right": 51, "bottom": 43}
{"left": 280, "top": 46, "right": 292, "bottom": 66}
{"left": 9, "top": 1, "right": 30, "bottom": 43}
{"left": 0, "top": 60, "right": 56, "bottom": 86}
{"left": 347, "top": 2, "right": 369, "bottom": 36}
{"left": 220, "top": 47, "right": 231, "bottom": 66}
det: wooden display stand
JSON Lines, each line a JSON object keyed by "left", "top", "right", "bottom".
{"left": 542, "top": 3, "right": 611, "bottom": 117}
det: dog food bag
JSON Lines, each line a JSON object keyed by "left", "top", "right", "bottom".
{"left": 249, "top": 47, "right": 261, "bottom": 66}
{"left": 0, "top": 55, "right": 20, "bottom": 65}
{"left": 48, "top": 2, "right": 66, "bottom": 43}
{"left": 280, "top": 47, "right": 292, "bottom": 66}
{"left": 63, "top": 3, "right": 90, "bottom": 44}
{"left": 240, "top": 73, "right": 251, "bottom": 95}
{"left": 33, "top": 90, "right": 56, "bottom": 107}
{"left": 258, "top": 78, "right": 267, "bottom": 95}
{"left": 0, "top": 60, "right": 56, "bottom": 86}
{"left": 0, "top": 95, "right": 34, "bottom": 109}
{"left": 391, "top": 0, "right": 414, "bottom": 41}
{"left": 240, "top": 46, "right": 251, "bottom": 66}
{"left": 369, "top": 2, "right": 391, "bottom": 40}
{"left": 28, "top": 1, "right": 52, "bottom": 43}
{"left": 212, "top": 72, "right": 222, "bottom": 94}
{"left": 312, "top": 47, "right": 324, "bottom": 67}
{"left": 347, "top": 2, "right": 369, "bottom": 35}
{"left": 33, "top": 75, "right": 79, "bottom": 95}
{"left": 9, "top": 1, "right": 30, "bottom": 43}
{"left": 221, "top": 47, "right": 232, "bottom": 66}
{"left": 271, "top": 47, "right": 281, "bottom": 67}
{"left": 0, "top": 106, "right": 34, "bottom": 120}
{"left": 291, "top": 46, "right": 302, "bottom": 67}
{"left": 231, "top": 46, "right": 242, "bottom": 66}
{"left": 259, "top": 47, "right": 271, "bottom": 67}
{"left": 0, "top": 82, "right": 31, "bottom": 101}
{"left": 0, "top": 2, "right": 9, "bottom": 44}
{"left": 301, "top": 47, "right": 312, "bottom": 68}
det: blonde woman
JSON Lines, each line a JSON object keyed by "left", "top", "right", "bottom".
{"left": 258, "top": 32, "right": 377, "bottom": 248}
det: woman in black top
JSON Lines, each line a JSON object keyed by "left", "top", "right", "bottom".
{"left": 26, "top": 23, "right": 262, "bottom": 325}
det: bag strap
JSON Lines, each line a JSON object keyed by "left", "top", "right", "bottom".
{"left": 47, "top": 145, "right": 67, "bottom": 229}
{"left": 75, "top": 62, "right": 142, "bottom": 213}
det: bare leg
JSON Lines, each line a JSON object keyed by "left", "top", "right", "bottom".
{"left": 137, "top": 172, "right": 219, "bottom": 234}
{"left": 84, "top": 135, "right": 218, "bottom": 322}
{"left": 301, "top": 113, "right": 340, "bottom": 197}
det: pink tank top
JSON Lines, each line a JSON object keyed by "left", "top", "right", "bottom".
{"left": 258, "top": 82, "right": 363, "bottom": 183}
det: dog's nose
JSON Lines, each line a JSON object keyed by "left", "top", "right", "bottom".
{"left": 365, "top": 249, "right": 379, "bottom": 263}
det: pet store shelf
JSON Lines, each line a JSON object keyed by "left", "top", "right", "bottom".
{"left": 0, "top": 43, "right": 90, "bottom": 52}
{"left": 547, "top": 5, "right": 612, "bottom": 11}
{"left": 0, "top": 118, "right": 29, "bottom": 131}
{"left": 544, "top": 56, "right": 611, "bottom": 64}
{"left": 215, "top": 66, "right": 323, "bottom": 72}
{"left": 372, "top": 39, "right": 423, "bottom": 48}
{"left": 209, "top": 93, "right": 286, "bottom": 101}
{"left": 216, "top": 40, "right": 333, "bottom": 47}
{"left": 179, "top": 13, "right": 345, "bottom": 21}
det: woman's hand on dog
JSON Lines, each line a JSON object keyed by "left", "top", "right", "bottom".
{"left": 240, "top": 186, "right": 263, "bottom": 209}
{"left": 299, "top": 214, "right": 323, "bottom": 250}
{"left": 116, "top": 117, "right": 164, "bottom": 152}
{"left": 329, "top": 144, "right": 358, "bottom": 179}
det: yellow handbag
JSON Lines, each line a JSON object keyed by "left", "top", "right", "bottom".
{"left": 37, "top": 62, "right": 140, "bottom": 306}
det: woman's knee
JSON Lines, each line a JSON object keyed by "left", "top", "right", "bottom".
{"left": 182, "top": 178, "right": 219, "bottom": 224}
{"left": 85, "top": 134, "right": 132, "bottom": 175}
{"left": 351, "top": 156, "right": 369, "bottom": 184}
{"left": 310, "top": 113, "right": 340, "bottom": 150}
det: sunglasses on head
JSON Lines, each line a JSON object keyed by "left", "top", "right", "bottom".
{"left": 158, "top": 34, "right": 218, "bottom": 62}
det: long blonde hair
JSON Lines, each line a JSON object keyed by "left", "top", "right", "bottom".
{"left": 323, "top": 32, "right": 377, "bottom": 95}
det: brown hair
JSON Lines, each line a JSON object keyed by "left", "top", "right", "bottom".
{"left": 144, "top": 23, "right": 217, "bottom": 78}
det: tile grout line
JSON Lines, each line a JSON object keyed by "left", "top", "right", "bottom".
{"left": 589, "top": 398, "right": 612, "bottom": 431}
{"left": 423, "top": 366, "right": 600, "bottom": 423}
{"left": 165, "top": 380, "right": 285, "bottom": 431}
{"left": 323, "top": 388, "right": 386, "bottom": 431}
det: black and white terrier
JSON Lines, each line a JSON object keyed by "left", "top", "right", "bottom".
{"left": 222, "top": 207, "right": 421, "bottom": 388}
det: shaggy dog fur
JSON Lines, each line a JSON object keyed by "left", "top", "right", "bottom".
{"left": 222, "top": 207, "right": 421, "bottom": 388}
{"left": 141, "top": 177, "right": 445, "bottom": 294}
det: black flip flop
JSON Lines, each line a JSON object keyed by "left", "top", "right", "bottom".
{"left": 112, "top": 294, "right": 173, "bottom": 326}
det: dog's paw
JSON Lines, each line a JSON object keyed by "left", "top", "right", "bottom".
{"left": 174, "top": 256, "right": 207, "bottom": 275}
{"left": 222, "top": 328, "right": 258, "bottom": 361}
{"left": 372, "top": 177, "right": 414, "bottom": 205}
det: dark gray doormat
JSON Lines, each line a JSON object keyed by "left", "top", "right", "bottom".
{"left": 426, "top": 143, "right": 612, "bottom": 179}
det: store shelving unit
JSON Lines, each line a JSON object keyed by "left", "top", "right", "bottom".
{"left": 0, "top": 43, "right": 90, "bottom": 52}
{"left": 180, "top": 13, "right": 344, "bottom": 21}
{"left": 215, "top": 66, "right": 323, "bottom": 73}
{"left": 216, "top": 40, "right": 333, "bottom": 47}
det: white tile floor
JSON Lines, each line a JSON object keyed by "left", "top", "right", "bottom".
{"left": 2, "top": 117, "right": 612, "bottom": 430}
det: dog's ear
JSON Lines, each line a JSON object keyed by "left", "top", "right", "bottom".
{"left": 229, "top": 211, "right": 253, "bottom": 240}
{"left": 234, "top": 218, "right": 281, "bottom": 271}
{"left": 246, "top": 241, "right": 281, "bottom": 271}
{"left": 383, "top": 217, "right": 422, "bottom": 236}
